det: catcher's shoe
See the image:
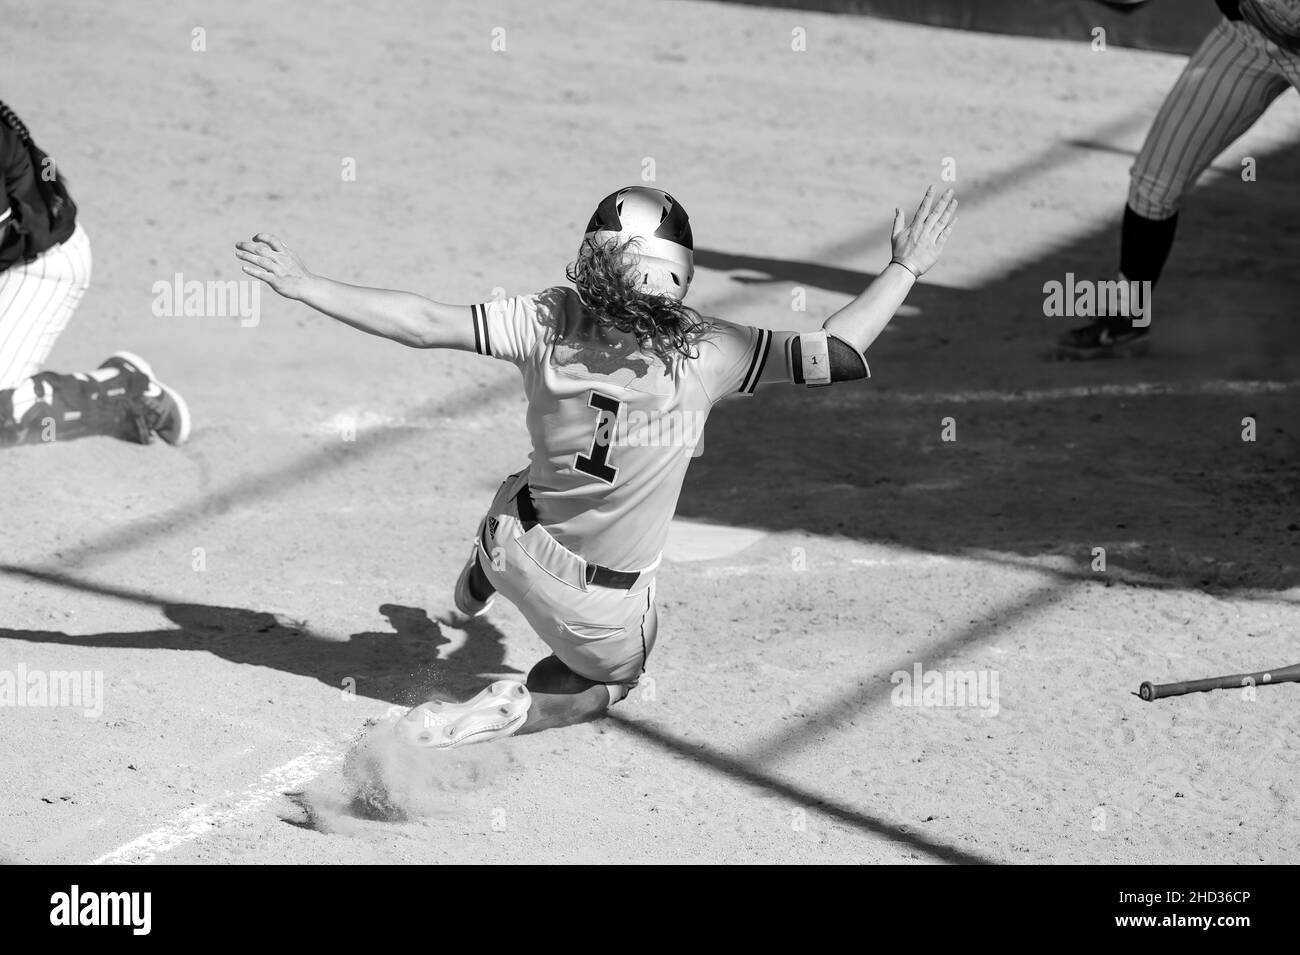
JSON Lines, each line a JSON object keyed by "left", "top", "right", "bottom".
{"left": 453, "top": 546, "right": 496, "bottom": 618}
{"left": 98, "top": 351, "right": 192, "bottom": 445}
{"left": 394, "top": 680, "right": 531, "bottom": 748}
{"left": 1056, "top": 318, "right": 1149, "bottom": 360}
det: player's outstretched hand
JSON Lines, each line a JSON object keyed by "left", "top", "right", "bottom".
{"left": 235, "top": 233, "right": 313, "bottom": 300}
{"left": 890, "top": 186, "right": 957, "bottom": 278}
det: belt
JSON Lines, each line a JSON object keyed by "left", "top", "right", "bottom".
{"left": 514, "top": 482, "right": 643, "bottom": 590}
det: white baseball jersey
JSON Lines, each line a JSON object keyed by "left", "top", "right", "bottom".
{"left": 471, "top": 286, "right": 772, "bottom": 570}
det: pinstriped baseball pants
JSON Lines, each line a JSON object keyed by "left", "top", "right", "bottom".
{"left": 1129, "top": 17, "right": 1300, "bottom": 221}
{"left": 0, "top": 221, "right": 92, "bottom": 390}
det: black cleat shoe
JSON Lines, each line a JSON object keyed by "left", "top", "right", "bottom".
{"left": 1055, "top": 318, "right": 1149, "bottom": 360}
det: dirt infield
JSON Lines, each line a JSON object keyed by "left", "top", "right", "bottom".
{"left": 1, "top": 0, "right": 1297, "bottom": 865}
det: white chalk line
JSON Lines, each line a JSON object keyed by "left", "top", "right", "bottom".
{"left": 92, "top": 742, "right": 343, "bottom": 865}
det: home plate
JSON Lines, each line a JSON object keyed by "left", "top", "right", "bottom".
{"left": 664, "top": 518, "right": 767, "bottom": 562}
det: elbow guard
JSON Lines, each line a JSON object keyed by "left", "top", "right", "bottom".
{"left": 787, "top": 331, "right": 870, "bottom": 386}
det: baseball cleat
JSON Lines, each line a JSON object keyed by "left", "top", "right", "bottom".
{"left": 98, "top": 351, "right": 192, "bottom": 445}
{"left": 453, "top": 546, "right": 496, "bottom": 618}
{"left": 1055, "top": 319, "right": 1149, "bottom": 360}
{"left": 394, "top": 680, "right": 531, "bottom": 748}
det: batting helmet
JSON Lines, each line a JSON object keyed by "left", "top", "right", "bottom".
{"left": 582, "top": 186, "right": 694, "bottom": 300}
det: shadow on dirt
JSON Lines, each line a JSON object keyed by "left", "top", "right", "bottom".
{"left": 0, "top": 595, "right": 519, "bottom": 707}
{"left": 0, "top": 570, "right": 997, "bottom": 862}
{"left": 686, "top": 130, "right": 1300, "bottom": 594}
{"left": 4, "top": 125, "right": 1297, "bottom": 865}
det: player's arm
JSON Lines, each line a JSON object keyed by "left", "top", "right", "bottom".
{"left": 758, "top": 186, "right": 956, "bottom": 386}
{"left": 234, "top": 233, "right": 476, "bottom": 350}
{"left": 0, "top": 126, "right": 30, "bottom": 249}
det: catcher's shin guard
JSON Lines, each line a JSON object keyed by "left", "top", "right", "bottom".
{"left": 0, "top": 369, "right": 147, "bottom": 448}
{"left": 394, "top": 680, "right": 531, "bottom": 748}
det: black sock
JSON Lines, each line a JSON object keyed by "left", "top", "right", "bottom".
{"left": 467, "top": 554, "right": 496, "bottom": 603}
{"left": 1105, "top": 205, "right": 1178, "bottom": 334}
{"left": 1119, "top": 204, "right": 1178, "bottom": 285}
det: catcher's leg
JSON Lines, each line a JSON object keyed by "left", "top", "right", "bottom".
{"left": 0, "top": 354, "right": 190, "bottom": 448}
{"left": 0, "top": 368, "right": 146, "bottom": 447}
{"left": 0, "top": 223, "right": 92, "bottom": 389}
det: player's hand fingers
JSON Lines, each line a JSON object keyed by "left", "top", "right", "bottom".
{"left": 924, "top": 189, "right": 954, "bottom": 229}
{"left": 241, "top": 264, "right": 272, "bottom": 280}
{"left": 235, "top": 239, "right": 273, "bottom": 257}
{"left": 912, "top": 185, "right": 935, "bottom": 225}
{"left": 235, "top": 249, "right": 276, "bottom": 271}
{"left": 253, "top": 232, "right": 287, "bottom": 253}
{"left": 934, "top": 196, "right": 958, "bottom": 231}
{"left": 891, "top": 207, "right": 904, "bottom": 240}
{"left": 234, "top": 247, "right": 270, "bottom": 266}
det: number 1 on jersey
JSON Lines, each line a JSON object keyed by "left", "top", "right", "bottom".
{"left": 574, "top": 391, "right": 622, "bottom": 484}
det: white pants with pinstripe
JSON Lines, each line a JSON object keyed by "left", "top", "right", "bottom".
{"left": 0, "top": 222, "right": 92, "bottom": 390}
{"left": 1130, "top": 17, "right": 1300, "bottom": 221}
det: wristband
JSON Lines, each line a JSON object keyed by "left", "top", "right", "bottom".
{"left": 890, "top": 258, "right": 920, "bottom": 280}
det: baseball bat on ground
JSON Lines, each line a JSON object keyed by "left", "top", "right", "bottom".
{"left": 1139, "top": 663, "right": 1300, "bottom": 701}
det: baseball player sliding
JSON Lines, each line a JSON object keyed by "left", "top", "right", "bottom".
{"left": 236, "top": 184, "right": 956, "bottom": 747}
{"left": 0, "top": 99, "right": 189, "bottom": 447}
{"left": 1060, "top": 0, "right": 1300, "bottom": 357}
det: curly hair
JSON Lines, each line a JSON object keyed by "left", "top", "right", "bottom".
{"left": 565, "top": 237, "right": 710, "bottom": 363}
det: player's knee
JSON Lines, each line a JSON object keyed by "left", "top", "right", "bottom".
{"left": 526, "top": 654, "right": 595, "bottom": 695}
{"left": 525, "top": 655, "right": 625, "bottom": 720}
{"left": 1127, "top": 171, "right": 1182, "bottom": 222}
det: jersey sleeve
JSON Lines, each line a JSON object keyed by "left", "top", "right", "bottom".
{"left": 469, "top": 293, "right": 543, "bottom": 366}
{"left": 0, "top": 126, "right": 28, "bottom": 233}
{"left": 694, "top": 319, "right": 773, "bottom": 403}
